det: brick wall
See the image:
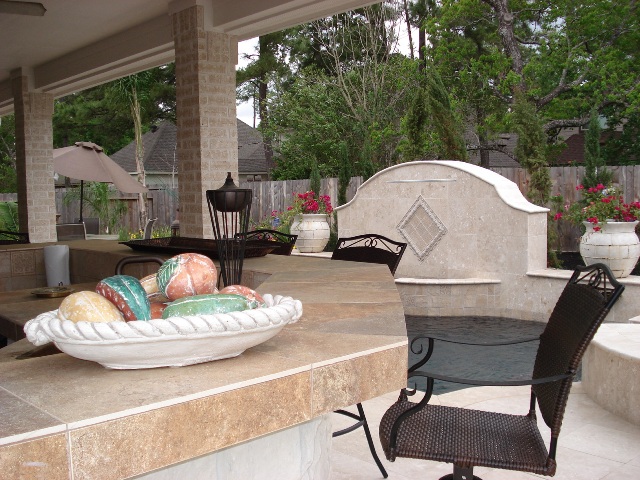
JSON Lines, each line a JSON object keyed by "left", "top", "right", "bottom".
{"left": 172, "top": 5, "right": 238, "bottom": 239}
{"left": 11, "top": 73, "right": 56, "bottom": 243}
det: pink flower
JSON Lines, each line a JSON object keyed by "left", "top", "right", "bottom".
{"left": 576, "top": 185, "right": 585, "bottom": 190}
{"left": 289, "top": 191, "right": 333, "bottom": 216}
{"left": 593, "top": 226, "right": 601, "bottom": 232}
{"left": 554, "top": 212, "right": 563, "bottom": 221}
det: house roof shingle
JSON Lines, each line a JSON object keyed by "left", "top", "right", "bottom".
{"left": 110, "top": 120, "right": 267, "bottom": 175}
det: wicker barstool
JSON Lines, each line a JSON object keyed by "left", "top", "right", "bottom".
{"left": 379, "top": 263, "right": 624, "bottom": 480}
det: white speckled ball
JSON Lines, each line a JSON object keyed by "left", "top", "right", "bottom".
{"left": 58, "top": 291, "right": 125, "bottom": 323}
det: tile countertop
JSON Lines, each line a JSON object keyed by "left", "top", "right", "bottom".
{"left": 0, "top": 253, "right": 408, "bottom": 480}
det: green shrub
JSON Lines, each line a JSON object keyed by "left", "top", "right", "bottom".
{"left": 0, "top": 201, "right": 19, "bottom": 232}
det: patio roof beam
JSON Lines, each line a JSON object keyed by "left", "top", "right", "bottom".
{"left": 209, "top": 0, "right": 380, "bottom": 38}
{"left": 33, "top": 15, "right": 175, "bottom": 97}
{"left": 0, "top": 15, "right": 174, "bottom": 116}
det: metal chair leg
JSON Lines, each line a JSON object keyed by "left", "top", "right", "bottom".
{"left": 333, "top": 403, "right": 388, "bottom": 478}
{"left": 439, "top": 464, "right": 482, "bottom": 480}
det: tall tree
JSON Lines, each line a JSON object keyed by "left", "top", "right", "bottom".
{"left": 511, "top": 94, "right": 551, "bottom": 206}
{"left": 306, "top": 3, "right": 415, "bottom": 170}
{"left": 265, "top": 2, "right": 419, "bottom": 179}
{"left": 408, "top": 0, "right": 435, "bottom": 69}
{"left": 583, "top": 110, "right": 612, "bottom": 188}
{"left": 424, "top": 0, "right": 640, "bottom": 164}
{"left": 398, "top": 86, "right": 430, "bottom": 160}
{"left": 424, "top": 67, "right": 468, "bottom": 160}
{"left": 109, "top": 71, "right": 156, "bottom": 229}
{"left": 236, "top": 31, "right": 290, "bottom": 173}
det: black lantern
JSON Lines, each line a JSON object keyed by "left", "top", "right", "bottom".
{"left": 206, "top": 173, "right": 252, "bottom": 288}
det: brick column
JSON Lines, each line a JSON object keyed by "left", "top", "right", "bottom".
{"left": 172, "top": 5, "right": 238, "bottom": 238}
{"left": 11, "top": 70, "right": 56, "bottom": 243}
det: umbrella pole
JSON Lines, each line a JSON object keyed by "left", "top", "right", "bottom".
{"left": 79, "top": 180, "right": 84, "bottom": 222}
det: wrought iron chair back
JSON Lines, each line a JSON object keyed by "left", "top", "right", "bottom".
{"left": 75, "top": 217, "right": 100, "bottom": 235}
{"left": 143, "top": 218, "right": 157, "bottom": 240}
{"left": 115, "top": 256, "right": 165, "bottom": 276}
{"left": 329, "top": 234, "right": 407, "bottom": 478}
{"left": 331, "top": 233, "right": 407, "bottom": 274}
{"left": 235, "top": 229, "right": 297, "bottom": 255}
{"left": 379, "top": 263, "right": 624, "bottom": 480}
{"left": 56, "top": 223, "right": 86, "bottom": 241}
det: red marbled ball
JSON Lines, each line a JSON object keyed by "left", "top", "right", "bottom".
{"left": 156, "top": 253, "right": 218, "bottom": 301}
{"left": 219, "top": 284, "right": 266, "bottom": 308}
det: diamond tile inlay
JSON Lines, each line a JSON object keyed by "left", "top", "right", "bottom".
{"left": 396, "top": 196, "right": 447, "bottom": 262}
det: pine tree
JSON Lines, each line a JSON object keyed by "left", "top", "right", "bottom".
{"left": 583, "top": 110, "right": 612, "bottom": 188}
{"left": 512, "top": 95, "right": 551, "bottom": 206}
{"left": 425, "top": 69, "right": 467, "bottom": 161}
{"left": 337, "top": 142, "right": 352, "bottom": 206}
{"left": 309, "top": 160, "right": 321, "bottom": 195}
{"left": 400, "top": 86, "right": 429, "bottom": 160}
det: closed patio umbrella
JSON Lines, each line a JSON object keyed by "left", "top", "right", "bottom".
{"left": 53, "top": 141, "right": 148, "bottom": 221}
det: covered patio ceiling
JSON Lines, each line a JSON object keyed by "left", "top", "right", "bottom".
{"left": 0, "top": 0, "right": 377, "bottom": 116}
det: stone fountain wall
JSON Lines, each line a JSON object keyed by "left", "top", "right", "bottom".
{"left": 336, "top": 160, "right": 600, "bottom": 321}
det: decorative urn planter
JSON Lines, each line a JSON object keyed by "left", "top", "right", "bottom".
{"left": 580, "top": 221, "right": 640, "bottom": 278}
{"left": 290, "top": 214, "right": 330, "bottom": 253}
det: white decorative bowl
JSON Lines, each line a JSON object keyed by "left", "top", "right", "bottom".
{"left": 24, "top": 294, "right": 302, "bottom": 369}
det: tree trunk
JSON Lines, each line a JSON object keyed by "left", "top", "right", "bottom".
{"left": 482, "top": 0, "right": 524, "bottom": 92}
{"left": 130, "top": 88, "right": 148, "bottom": 231}
{"left": 402, "top": 0, "right": 414, "bottom": 60}
{"left": 258, "top": 36, "right": 275, "bottom": 176}
{"left": 418, "top": 25, "right": 426, "bottom": 70}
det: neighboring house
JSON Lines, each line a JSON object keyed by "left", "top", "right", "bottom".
{"left": 553, "top": 127, "right": 623, "bottom": 165}
{"left": 237, "top": 119, "right": 270, "bottom": 182}
{"left": 109, "top": 119, "right": 268, "bottom": 188}
{"left": 468, "top": 125, "right": 623, "bottom": 168}
{"left": 467, "top": 133, "right": 521, "bottom": 168}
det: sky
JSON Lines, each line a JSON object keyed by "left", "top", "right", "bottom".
{"left": 236, "top": 39, "right": 259, "bottom": 127}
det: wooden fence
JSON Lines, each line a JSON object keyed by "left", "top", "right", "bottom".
{"left": 492, "top": 165, "right": 640, "bottom": 204}
{"left": 2, "top": 165, "right": 640, "bottom": 249}
{"left": 493, "top": 165, "right": 640, "bottom": 251}
{"left": 241, "top": 176, "right": 364, "bottom": 225}
{"left": 0, "top": 189, "right": 180, "bottom": 234}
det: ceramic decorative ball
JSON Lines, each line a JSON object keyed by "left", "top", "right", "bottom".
{"left": 219, "top": 284, "right": 266, "bottom": 307}
{"left": 58, "top": 291, "right": 125, "bottom": 324}
{"left": 156, "top": 253, "right": 218, "bottom": 300}
{"left": 96, "top": 275, "right": 151, "bottom": 321}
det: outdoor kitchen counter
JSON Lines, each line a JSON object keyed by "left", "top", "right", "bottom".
{"left": 0, "top": 252, "right": 408, "bottom": 480}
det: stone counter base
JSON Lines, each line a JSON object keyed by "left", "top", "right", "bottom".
{"left": 135, "top": 415, "right": 332, "bottom": 480}
{"left": 583, "top": 324, "right": 640, "bottom": 426}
